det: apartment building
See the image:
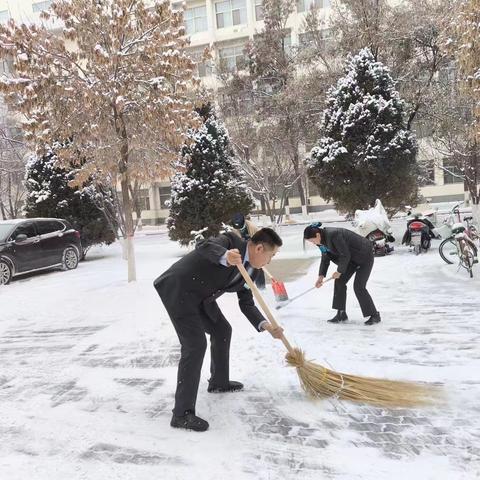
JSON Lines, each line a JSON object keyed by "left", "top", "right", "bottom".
{"left": 0, "top": 0, "right": 465, "bottom": 224}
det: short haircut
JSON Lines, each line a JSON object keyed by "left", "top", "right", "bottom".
{"left": 303, "top": 225, "right": 322, "bottom": 240}
{"left": 251, "top": 227, "right": 283, "bottom": 249}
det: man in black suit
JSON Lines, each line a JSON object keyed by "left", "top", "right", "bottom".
{"left": 304, "top": 223, "right": 380, "bottom": 326}
{"left": 154, "top": 228, "right": 284, "bottom": 432}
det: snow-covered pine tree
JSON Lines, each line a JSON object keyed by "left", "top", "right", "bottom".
{"left": 307, "top": 48, "right": 419, "bottom": 215}
{"left": 24, "top": 151, "right": 115, "bottom": 258}
{"left": 168, "top": 104, "right": 254, "bottom": 246}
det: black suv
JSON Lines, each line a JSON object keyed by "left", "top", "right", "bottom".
{"left": 0, "top": 218, "right": 82, "bottom": 285}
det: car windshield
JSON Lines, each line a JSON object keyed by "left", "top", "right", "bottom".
{"left": 0, "top": 224, "right": 14, "bottom": 242}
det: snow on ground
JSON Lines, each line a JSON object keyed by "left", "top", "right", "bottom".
{"left": 0, "top": 222, "right": 479, "bottom": 480}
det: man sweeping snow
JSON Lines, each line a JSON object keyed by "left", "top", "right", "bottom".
{"left": 153, "top": 228, "right": 284, "bottom": 431}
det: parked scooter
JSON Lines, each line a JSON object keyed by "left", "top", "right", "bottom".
{"left": 355, "top": 199, "right": 395, "bottom": 256}
{"left": 402, "top": 213, "right": 437, "bottom": 255}
{"left": 366, "top": 228, "right": 395, "bottom": 256}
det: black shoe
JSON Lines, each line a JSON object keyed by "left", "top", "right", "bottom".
{"left": 327, "top": 311, "right": 348, "bottom": 323}
{"left": 170, "top": 411, "right": 209, "bottom": 432}
{"left": 207, "top": 380, "right": 244, "bottom": 393}
{"left": 364, "top": 312, "right": 381, "bottom": 325}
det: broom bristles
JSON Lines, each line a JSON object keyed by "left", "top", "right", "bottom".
{"left": 285, "top": 348, "right": 442, "bottom": 408}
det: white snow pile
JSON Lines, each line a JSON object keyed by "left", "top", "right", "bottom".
{"left": 354, "top": 199, "right": 393, "bottom": 237}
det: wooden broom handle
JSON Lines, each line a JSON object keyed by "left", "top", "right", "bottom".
{"left": 262, "top": 267, "right": 274, "bottom": 280}
{"left": 237, "top": 263, "right": 295, "bottom": 354}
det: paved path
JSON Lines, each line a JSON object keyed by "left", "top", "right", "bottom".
{"left": 0, "top": 236, "right": 479, "bottom": 479}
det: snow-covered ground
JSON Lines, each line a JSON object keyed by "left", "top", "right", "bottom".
{"left": 1, "top": 223, "right": 479, "bottom": 480}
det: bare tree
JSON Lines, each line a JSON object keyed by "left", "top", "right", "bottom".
{"left": 0, "top": 102, "right": 28, "bottom": 219}
{"left": 218, "top": 0, "right": 336, "bottom": 218}
{"left": 233, "top": 135, "right": 299, "bottom": 224}
{"left": 0, "top": 0, "right": 200, "bottom": 281}
{"left": 330, "top": 0, "right": 450, "bottom": 131}
{"left": 439, "top": 0, "right": 480, "bottom": 224}
{"left": 426, "top": 85, "right": 478, "bottom": 210}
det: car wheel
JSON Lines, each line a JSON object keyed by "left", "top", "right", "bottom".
{"left": 0, "top": 259, "right": 12, "bottom": 285}
{"left": 62, "top": 247, "right": 79, "bottom": 271}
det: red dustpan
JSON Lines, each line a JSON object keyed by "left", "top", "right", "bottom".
{"left": 263, "top": 268, "right": 288, "bottom": 302}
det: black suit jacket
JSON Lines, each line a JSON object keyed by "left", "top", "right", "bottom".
{"left": 319, "top": 227, "right": 373, "bottom": 276}
{"left": 154, "top": 232, "right": 266, "bottom": 331}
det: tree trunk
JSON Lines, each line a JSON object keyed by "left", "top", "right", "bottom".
{"left": 120, "top": 236, "right": 128, "bottom": 260}
{"left": 465, "top": 147, "right": 480, "bottom": 227}
{"left": 472, "top": 201, "right": 480, "bottom": 228}
{"left": 120, "top": 175, "right": 136, "bottom": 282}
{"left": 129, "top": 182, "right": 143, "bottom": 231}
{"left": 262, "top": 193, "right": 275, "bottom": 223}
{"left": 7, "top": 173, "right": 14, "bottom": 219}
{"left": 292, "top": 152, "right": 307, "bottom": 215}
{"left": 284, "top": 195, "right": 290, "bottom": 222}
{"left": 115, "top": 104, "right": 136, "bottom": 282}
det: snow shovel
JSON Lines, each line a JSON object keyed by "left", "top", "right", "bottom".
{"left": 275, "top": 277, "right": 334, "bottom": 310}
{"left": 237, "top": 263, "right": 441, "bottom": 408}
{"left": 263, "top": 267, "right": 288, "bottom": 302}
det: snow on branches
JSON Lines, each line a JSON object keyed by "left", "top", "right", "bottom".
{"left": 168, "top": 105, "right": 254, "bottom": 245}
{"left": 307, "top": 48, "right": 419, "bottom": 214}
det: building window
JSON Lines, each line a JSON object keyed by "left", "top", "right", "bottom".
{"left": 298, "top": 28, "right": 332, "bottom": 55}
{"left": 255, "top": 0, "right": 264, "bottom": 21}
{"left": 443, "top": 165, "right": 463, "bottom": 184}
{"left": 0, "top": 10, "right": 10, "bottom": 23}
{"left": 135, "top": 189, "right": 151, "bottom": 212}
{"left": 0, "top": 56, "right": 14, "bottom": 75}
{"left": 426, "top": 165, "right": 435, "bottom": 185}
{"left": 219, "top": 89, "right": 253, "bottom": 116}
{"left": 189, "top": 49, "right": 213, "bottom": 78}
{"left": 297, "top": 0, "right": 325, "bottom": 13}
{"left": 413, "top": 119, "right": 434, "bottom": 139}
{"left": 32, "top": 1, "right": 52, "bottom": 13}
{"left": 185, "top": 5, "right": 208, "bottom": 34}
{"left": 218, "top": 44, "right": 246, "bottom": 72}
{"left": 254, "top": 30, "right": 291, "bottom": 55}
{"left": 283, "top": 34, "right": 292, "bottom": 54}
{"left": 299, "top": 29, "right": 329, "bottom": 47}
{"left": 215, "top": 0, "right": 247, "bottom": 29}
{"left": 308, "top": 178, "right": 319, "bottom": 196}
{"left": 159, "top": 186, "right": 171, "bottom": 210}
{"left": 420, "top": 159, "right": 435, "bottom": 185}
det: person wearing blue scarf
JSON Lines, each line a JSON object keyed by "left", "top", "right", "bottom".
{"left": 319, "top": 244, "right": 329, "bottom": 254}
{"left": 303, "top": 222, "right": 381, "bottom": 326}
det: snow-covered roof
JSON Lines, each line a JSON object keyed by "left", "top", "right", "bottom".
{"left": 0, "top": 219, "right": 26, "bottom": 225}
{"left": 0, "top": 217, "right": 66, "bottom": 224}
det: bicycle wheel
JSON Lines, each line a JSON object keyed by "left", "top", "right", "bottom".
{"left": 439, "top": 238, "right": 458, "bottom": 264}
{"left": 460, "top": 239, "right": 477, "bottom": 278}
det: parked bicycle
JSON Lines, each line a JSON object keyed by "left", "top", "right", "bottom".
{"left": 463, "top": 215, "right": 480, "bottom": 243}
{"left": 438, "top": 222, "right": 478, "bottom": 278}
{"left": 440, "top": 202, "right": 479, "bottom": 242}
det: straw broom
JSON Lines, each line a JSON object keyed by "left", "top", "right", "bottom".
{"left": 238, "top": 264, "right": 441, "bottom": 408}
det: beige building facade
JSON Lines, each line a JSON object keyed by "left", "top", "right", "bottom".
{"left": 1, "top": 0, "right": 465, "bottom": 224}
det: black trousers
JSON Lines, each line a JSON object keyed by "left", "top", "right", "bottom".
{"left": 157, "top": 289, "right": 232, "bottom": 416}
{"left": 332, "top": 255, "right": 377, "bottom": 317}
